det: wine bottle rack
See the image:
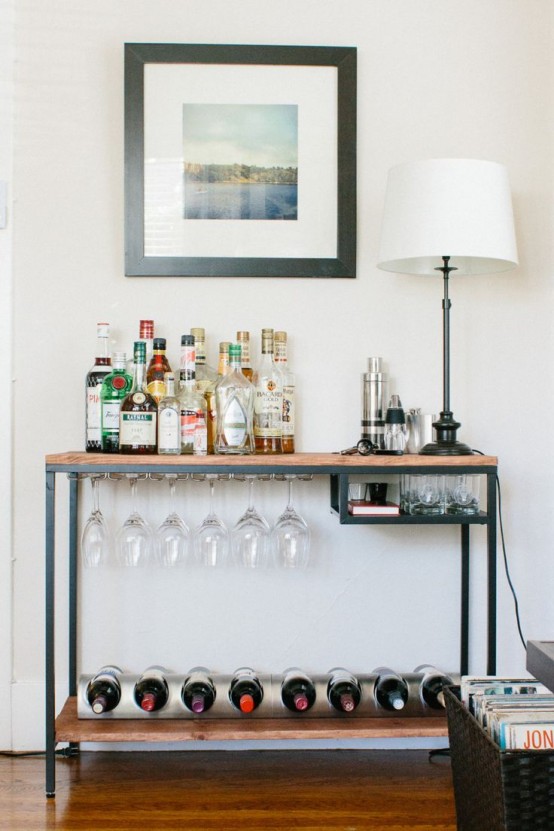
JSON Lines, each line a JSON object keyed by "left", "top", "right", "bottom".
{"left": 78, "top": 671, "right": 460, "bottom": 720}
{"left": 45, "top": 451, "right": 498, "bottom": 797}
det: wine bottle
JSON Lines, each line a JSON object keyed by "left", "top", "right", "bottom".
{"left": 86, "top": 665, "right": 122, "bottom": 714}
{"left": 119, "top": 341, "right": 158, "bottom": 454}
{"left": 86, "top": 322, "right": 112, "bottom": 452}
{"left": 181, "top": 667, "right": 216, "bottom": 714}
{"left": 413, "top": 664, "right": 453, "bottom": 710}
{"left": 372, "top": 666, "right": 409, "bottom": 711}
{"left": 100, "top": 352, "right": 133, "bottom": 453}
{"left": 280, "top": 668, "right": 316, "bottom": 713}
{"left": 133, "top": 666, "right": 169, "bottom": 712}
{"left": 327, "top": 667, "right": 362, "bottom": 713}
{"left": 229, "top": 667, "right": 263, "bottom": 714}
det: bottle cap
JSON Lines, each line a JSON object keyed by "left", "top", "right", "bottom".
{"left": 385, "top": 395, "right": 405, "bottom": 424}
{"left": 181, "top": 334, "right": 194, "bottom": 346}
{"left": 239, "top": 693, "right": 255, "bottom": 713}
{"left": 97, "top": 323, "right": 110, "bottom": 337}
{"left": 293, "top": 692, "right": 309, "bottom": 711}
{"left": 133, "top": 341, "right": 147, "bottom": 364}
{"left": 191, "top": 694, "right": 206, "bottom": 714}
{"left": 190, "top": 328, "right": 205, "bottom": 341}
{"left": 140, "top": 692, "right": 156, "bottom": 712}
{"left": 340, "top": 693, "right": 356, "bottom": 712}
{"left": 236, "top": 331, "right": 250, "bottom": 341}
{"left": 274, "top": 331, "right": 287, "bottom": 342}
{"left": 229, "top": 343, "right": 242, "bottom": 360}
{"left": 91, "top": 695, "right": 108, "bottom": 714}
{"left": 139, "top": 320, "right": 154, "bottom": 337}
{"left": 153, "top": 338, "right": 166, "bottom": 350}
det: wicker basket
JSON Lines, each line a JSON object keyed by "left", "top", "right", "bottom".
{"left": 445, "top": 686, "right": 554, "bottom": 830}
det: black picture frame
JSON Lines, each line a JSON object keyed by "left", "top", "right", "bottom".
{"left": 124, "top": 43, "right": 357, "bottom": 278}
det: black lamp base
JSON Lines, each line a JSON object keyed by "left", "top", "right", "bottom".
{"left": 419, "top": 411, "right": 473, "bottom": 456}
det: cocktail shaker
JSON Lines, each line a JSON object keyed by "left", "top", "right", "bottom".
{"left": 361, "top": 357, "right": 386, "bottom": 449}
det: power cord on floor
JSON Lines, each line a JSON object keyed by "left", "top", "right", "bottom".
{"left": 0, "top": 747, "right": 78, "bottom": 758}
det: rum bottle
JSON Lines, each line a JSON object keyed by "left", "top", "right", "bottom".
{"left": 214, "top": 343, "right": 254, "bottom": 455}
{"left": 86, "top": 322, "right": 111, "bottom": 452}
{"left": 119, "top": 341, "right": 158, "bottom": 454}
{"left": 178, "top": 335, "right": 208, "bottom": 455}
{"left": 100, "top": 352, "right": 133, "bottom": 453}
{"left": 146, "top": 337, "right": 172, "bottom": 403}
{"left": 274, "top": 331, "right": 295, "bottom": 453}
{"left": 252, "top": 328, "right": 283, "bottom": 454}
{"left": 157, "top": 372, "right": 181, "bottom": 455}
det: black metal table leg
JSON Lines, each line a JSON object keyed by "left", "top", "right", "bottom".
{"left": 460, "top": 524, "right": 470, "bottom": 676}
{"left": 45, "top": 470, "right": 56, "bottom": 797}
{"left": 487, "top": 473, "right": 498, "bottom": 674}
{"left": 68, "top": 475, "right": 79, "bottom": 755}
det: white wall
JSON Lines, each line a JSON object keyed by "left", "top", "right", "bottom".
{"left": 5, "top": 0, "right": 554, "bottom": 749}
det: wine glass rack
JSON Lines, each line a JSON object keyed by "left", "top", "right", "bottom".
{"left": 44, "top": 451, "right": 498, "bottom": 797}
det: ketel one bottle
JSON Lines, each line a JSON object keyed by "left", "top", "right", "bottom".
{"left": 181, "top": 667, "right": 217, "bottom": 714}
{"left": 178, "top": 335, "right": 207, "bottom": 455}
{"left": 413, "top": 664, "right": 454, "bottom": 710}
{"left": 119, "top": 341, "right": 158, "bottom": 454}
{"left": 327, "top": 668, "right": 362, "bottom": 713}
{"left": 86, "top": 665, "right": 123, "bottom": 714}
{"left": 133, "top": 666, "right": 170, "bottom": 713}
{"left": 372, "top": 667, "right": 409, "bottom": 712}
{"left": 214, "top": 343, "right": 255, "bottom": 455}
{"left": 86, "top": 322, "right": 112, "bottom": 452}
{"left": 229, "top": 667, "right": 263, "bottom": 714}
{"left": 280, "top": 668, "right": 316, "bottom": 713}
{"left": 146, "top": 338, "right": 172, "bottom": 404}
{"left": 100, "top": 352, "right": 133, "bottom": 453}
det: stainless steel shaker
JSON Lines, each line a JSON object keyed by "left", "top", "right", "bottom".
{"left": 361, "top": 357, "right": 386, "bottom": 449}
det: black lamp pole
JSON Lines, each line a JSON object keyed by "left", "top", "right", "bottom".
{"left": 419, "top": 256, "right": 473, "bottom": 455}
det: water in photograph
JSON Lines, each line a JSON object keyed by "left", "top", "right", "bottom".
{"left": 184, "top": 182, "right": 298, "bottom": 220}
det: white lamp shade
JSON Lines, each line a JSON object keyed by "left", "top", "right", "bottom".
{"left": 377, "top": 158, "right": 518, "bottom": 275}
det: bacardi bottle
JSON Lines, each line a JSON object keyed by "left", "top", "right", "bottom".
{"left": 252, "top": 328, "right": 283, "bottom": 454}
{"left": 119, "top": 341, "right": 158, "bottom": 454}
{"left": 86, "top": 323, "right": 111, "bottom": 452}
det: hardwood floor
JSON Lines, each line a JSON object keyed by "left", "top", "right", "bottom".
{"left": 0, "top": 749, "right": 457, "bottom": 830}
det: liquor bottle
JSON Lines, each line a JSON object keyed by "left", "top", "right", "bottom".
{"left": 413, "top": 664, "right": 453, "bottom": 710}
{"left": 191, "top": 327, "right": 218, "bottom": 454}
{"left": 326, "top": 668, "right": 362, "bottom": 713}
{"left": 236, "top": 331, "right": 253, "bottom": 381}
{"left": 252, "top": 328, "right": 283, "bottom": 454}
{"left": 100, "top": 352, "right": 133, "bottom": 453}
{"left": 280, "top": 668, "right": 316, "bottom": 713}
{"left": 181, "top": 667, "right": 217, "bottom": 714}
{"left": 372, "top": 667, "right": 409, "bottom": 711}
{"left": 119, "top": 341, "right": 158, "bottom": 454}
{"left": 146, "top": 338, "right": 172, "bottom": 403}
{"left": 139, "top": 319, "right": 155, "bottom": 366}
{"left": 214, "top": 343, "right": 255, "bottom": 455}
{"left": 86, "top": 665, "right": 122, "bottom": 714}
{"left": 133, "top": 666, "right": 169, "bottom": 712}
{"left": 178, "top": 335, "right": 208, "bottom": 455}
{"left": 274, "top": 331, "right": 295, "bottom": 454}
{"left": 157, "top": 372, "right": 181, "bottom": 455}
{"left": 86, "top": 323, "right": 112, "bottom": 452}
{"left": 229, "top": 667, "right": 263, "bottom": 714}
{"left": 217, "top": 341, "right": 232, "bottom": 378}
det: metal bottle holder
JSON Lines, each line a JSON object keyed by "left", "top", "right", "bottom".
{"left": 77, "top": 671, "right": 459, "bottom": 719}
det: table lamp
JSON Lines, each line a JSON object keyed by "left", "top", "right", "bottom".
{"left": 377, "top": 158, "right": 518, "bottom": 455}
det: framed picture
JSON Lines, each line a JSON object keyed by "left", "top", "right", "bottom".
{"left": 124, "top": 43, "right": 356, "bottom": 278}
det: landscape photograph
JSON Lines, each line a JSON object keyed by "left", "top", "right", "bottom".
{"left": 183, "top": 103, "right": 298, "bottom": 220}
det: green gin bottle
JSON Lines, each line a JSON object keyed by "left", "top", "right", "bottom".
{"left": 100, "top": 352, "right": 133, "bottom": 453}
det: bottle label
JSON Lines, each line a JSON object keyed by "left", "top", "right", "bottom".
{"left": 120, "top": 412, "right": 156, "bottom": 446}
{"left": 282, "top": 383, "right": 295, "bottom": 437}
{"left": 147, "top": 380, "right": 166, "bottom": 403}
{"left": 158, "top": 407, "right": 180, "bottom": 452}
{"left": 86, "top": 383, "right": 103, "bottom": 441}
{"left": 254, "top": 378, "right": 283, "bottom": 438}
{"left": 102, "top": 401, "right": 121, "bottom": 432}
{"left": 194, "top": 415, "right": 208, "bottom": 455}
{"left": 223, "top": 397, "right": 248, "bottom": 446}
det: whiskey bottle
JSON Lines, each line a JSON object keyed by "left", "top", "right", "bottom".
{"left": 86, "top": 323, "right": 112, "bottom": 452}
{"left": 119, "top": 341, "right": 158, "bottom": 454}
{"left": 214, "top": 343, "right": 254, "bottom": 454}
{"left": 178, "top": 335, "right": 208, "bottom": 455}
{"left": 274, "top": 331, "right": 295, "bottom": 453}
{"left": 236, "top": 331, "right": 253, "bottom": 381}
{"left": 100, "top": 352, "right": 133, "bottom": 453}
{"left": 146, "top": 337, "right": 172, "bottom": 403}
{"left": 157, "top": 372, "right": 181, "bottom": 455}
{"left": 191, "top": 327, "right": 218, "bottom": 454}
{"left": 252, "top": 328, "right": 283, "bottom": 454}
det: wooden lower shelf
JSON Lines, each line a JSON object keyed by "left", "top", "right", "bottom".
{"left": 55, "top": 698, "right": 447, "bottom": 743}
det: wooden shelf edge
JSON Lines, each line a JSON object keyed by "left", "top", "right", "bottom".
{"left": 55, "top": 698, "right": 448, "bottom": 743}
